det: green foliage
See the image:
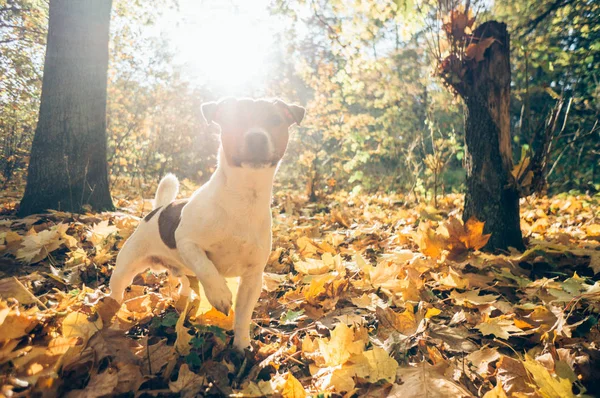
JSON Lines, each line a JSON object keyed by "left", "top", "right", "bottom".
{"left": 272, "top": 0, "right": 464, "bottom": 201}
{"left": 496, "top": 0, "right": 600, "bottom": 192}
{"left": 0, "top": 0, "right": 46, "bottom": 185}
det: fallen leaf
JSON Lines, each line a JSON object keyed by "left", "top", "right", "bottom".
{"left": 392, "top": 362, "right": 471, "bottom": 397}
{"left": 169, "top": 364, "right": 205, "bottom": 397}
{"left": 476, "top": 316, "right": 523, "bottom": 340}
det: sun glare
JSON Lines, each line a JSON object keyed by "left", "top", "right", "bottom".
{"left": 164, "top": 0, "right": 275, "bottom": 94}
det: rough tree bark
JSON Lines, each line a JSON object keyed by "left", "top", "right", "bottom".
{"left": 452, "top": 21, "right": 525, "bottom": 251}
{"left": 18, "top": 0, "right": 114, "bottom": 216}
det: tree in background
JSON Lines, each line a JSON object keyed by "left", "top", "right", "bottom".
{"left": 19, "top": 0, "right": 114, "bottom": 215}
{"left": 434, "top": 3, "right": 525, "bottom": 251}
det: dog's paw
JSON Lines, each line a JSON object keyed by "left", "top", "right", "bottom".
{"left": 233, "top": 335, "right": 251, "bottom": 352}
{"left": 205, "top": 278, "right": 233, "bottom": 315}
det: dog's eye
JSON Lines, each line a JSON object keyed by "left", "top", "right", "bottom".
{"left": 266, "top": 115, "right": 283, "bottom": 127}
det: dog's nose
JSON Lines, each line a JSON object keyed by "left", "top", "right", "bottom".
{"left": 246, "top": 131, "right": 270, "bottom": 159}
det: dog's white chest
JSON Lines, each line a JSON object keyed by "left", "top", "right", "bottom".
{"left": 205, "top": 229, "right": 270, "bottom": 276}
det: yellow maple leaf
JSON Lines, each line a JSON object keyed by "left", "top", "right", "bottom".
{"left": 450, "top": 290, "right": 499, "bottom": 307}
{"left": 476, "top": 316, "right": 523, "bottom": 340}
{"left": 294, "top": 257, "right": 331, "bottom": 275}
{"left": 87, "top": 220, "right": 118, "bottom": 247}
{"left": 414, "top": 221, "right": 446, "bottom": 259}
{"left": 281, "top": 373, "right": 306, "bottom": 398}
{"left": 317, "top": 323, "right": 365, "bottom": 367}
{"left": 523, "top": 354, "right": 575, "bottom": 398}
{"left": 436, "top": 267, "right": 469, "bottom": 289}
{"left": 188, "top": 276, "right": 238, "bottom": 329}
{"left": 175, "top": 302, "right": 194, "bottom": 355}
{"left": 62, "top": 311, "right": 102, "bottom": 343}
{"left": 463, "top": 217, "right": 492, "bottom": 250}
{"left": 296, "top": 236, "right": 320, "bottom": 258}
{"left": 363, "top": 347, "right": 399, "bottom": 382}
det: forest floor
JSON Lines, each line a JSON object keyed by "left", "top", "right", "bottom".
{"left": 0, "top": 182, "right": 599, "bottom": 397}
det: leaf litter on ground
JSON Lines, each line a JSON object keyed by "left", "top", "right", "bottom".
{"left": 0, "top": 189, "right": 599, "bottom": 397}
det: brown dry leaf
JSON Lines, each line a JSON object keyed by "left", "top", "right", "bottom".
{"left": 376, "top": 304, "right": 418, "bottom": 335}
{"left": 392, "top": 362, "right": 471, "bottom": 397}
{"left": 465, "top": 37, "right": 497, "bottom": 62}
{"left": 0, "top": 301, "right": 38, "bottom": 340}
{"left": 113, "top": 362, "right": 144, "bottom": 394}
{"left": 65, "top": 367, "right": 119, "bottom": 398}
{"left": 169, "top": 364, "right": 206, "bottom": 397}
{"left": 94, "top": 296, "right": 121, "bottom": 326}
{"left": 46, "top": 336, "right": 80, "bottom": 356}
{"left": 262, "top": 272, "right": 287, "bottom": 292}
{"left": 115, "top": 292, "right": 169, "bottom": 328}
{"left": 331, "top": 208, "right": 352, "bottom": 228}
{"left": 496, "top": 356, "right": 537, "bottom": 396}
{"left": 442, "top": 8, "right": 475, "bottom": 40}
{"left": 0, "top": 277, "right": 38, "bottom": 305}
{"left": 87, "top": 220, "right": 118, "bottom": 247}
{"left": 463, "top": 217, "right": 492, "bottom": 250}
{"left": 138, "top": 338, "right": 175, "bottom": 375}
{"left": 450, "top": 290, "right": 499, "bottom": 307}
{"left": 16, "top": 223, "right": 76, "bottom": 264}
{"left": 466, "top": 347, "right": 501, "bottom": 376}
{"left": 443, "top": 216, "right": 491, "bottom": 252}
{"left": 0, "top": 230, "right": 23, "bottom": 254}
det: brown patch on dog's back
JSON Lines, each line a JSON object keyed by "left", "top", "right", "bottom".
{"left": 158, "top": 200, "right": 188, "bottom": 249}
{"left": 144, "top": 206, "right": 162, "bottom": 222}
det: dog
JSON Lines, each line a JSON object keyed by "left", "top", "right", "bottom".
{"left": 108, "top": 98, "right": 305, "bottom": 350}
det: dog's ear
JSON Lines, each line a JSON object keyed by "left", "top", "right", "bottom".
{"left": 202, "top": 98, "right": 239, "bottom": 126}
{"left": 201, "top": 102, "right": 218, "bottom": 125}
{"left": 274, "top": 100, "right": 306, "bottom": 126}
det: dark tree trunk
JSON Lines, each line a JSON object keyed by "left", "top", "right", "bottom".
{"left": 452, "top": 22, "right": 525, "bottom": 251}
{"left": 18, "top": 0, "right": 114, "bottom": 216}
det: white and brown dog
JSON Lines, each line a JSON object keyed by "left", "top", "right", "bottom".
{"left": 108, "top": 98, "right": 305, "bottom": 350}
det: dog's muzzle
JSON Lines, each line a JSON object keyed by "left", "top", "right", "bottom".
{"left": 244, "top": 131, "right": 272, "bottom": 164}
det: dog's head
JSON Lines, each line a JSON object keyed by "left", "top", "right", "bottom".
{"left": 201, "top": 98, "right": 305, "bottom": 169}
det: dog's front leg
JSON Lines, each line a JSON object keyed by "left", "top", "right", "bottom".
{"left": 177, "top": 240, "right": 232, "bottom": 315}
{"left": 233, "top": 272, "right": 263, "bottom": 351}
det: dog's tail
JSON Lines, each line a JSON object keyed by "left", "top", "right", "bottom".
{"left": 154, "top": 173, "right": 179, "bottom": 209}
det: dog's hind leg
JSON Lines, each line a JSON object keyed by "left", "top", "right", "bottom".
{"left": 109, "top": 241, "right": 147, "bottom": 303}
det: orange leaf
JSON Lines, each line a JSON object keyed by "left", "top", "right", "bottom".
{"left": 465, "top": 37, "right": 497, "bottom": 62}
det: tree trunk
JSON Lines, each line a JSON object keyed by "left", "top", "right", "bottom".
{"left": 454, "top": 22, "right": 525, "bottom": 251}
{"left": 18, "top": 0, "right": 114, "bottom": 216}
